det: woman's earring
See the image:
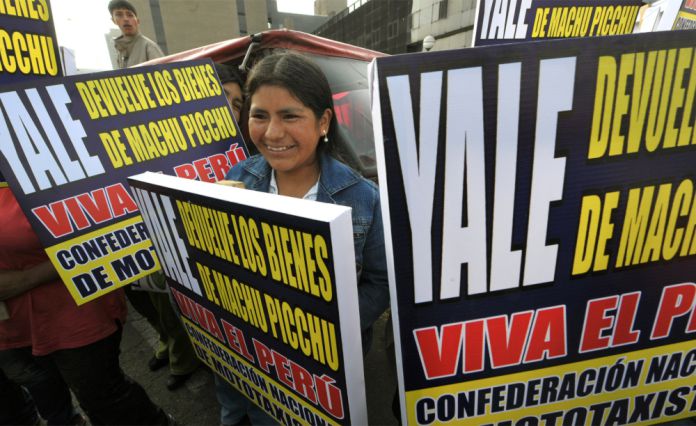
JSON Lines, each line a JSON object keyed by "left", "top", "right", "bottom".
{"left": 323, "top": 130, "right": 329, "bottom": 143}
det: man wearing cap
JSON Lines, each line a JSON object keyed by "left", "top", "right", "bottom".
{"left": 109, "top": 0, "right": 164, "bottom": 68}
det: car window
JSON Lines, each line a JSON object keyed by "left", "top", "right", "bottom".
{"left": 308, "top": 54, "right": 377, "bottom": 180}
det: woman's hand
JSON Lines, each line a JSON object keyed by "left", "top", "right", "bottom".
{"left": 0, "top": 261, "right": 58, "bottom": 300}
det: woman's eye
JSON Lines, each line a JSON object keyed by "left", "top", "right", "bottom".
{"left": 283, "top": 115, "right": 299, "bottom": 121}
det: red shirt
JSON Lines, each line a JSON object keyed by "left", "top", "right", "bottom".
{"left": 0, "top": 188, "right": 127, "bottom": 355}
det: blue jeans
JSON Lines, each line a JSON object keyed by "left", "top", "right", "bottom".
{"left": 214, "top": 375, "right": 278, "bottom": 425}
{"left": 0, "top": 349, "right": 76, "bottom": 425}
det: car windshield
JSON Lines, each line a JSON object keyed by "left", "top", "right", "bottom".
{"left": 307, "top": 54, "right": 377, "bottom": 180}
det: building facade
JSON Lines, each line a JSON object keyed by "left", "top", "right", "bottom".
{"left": 315, "top": 0, "right": 348, "bottom": 16}
{"left": 313, "top": 0, "right": 412, "bottom": 54}
{"left": 112, "top": 0, "right": 327, "bottom": 65}
{"left": 408, "top": 0, "right": 476, "bottom": 51}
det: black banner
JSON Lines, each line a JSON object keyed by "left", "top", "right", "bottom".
{"left": 371, "top": 30, "right": 696, "bottom": 424}
{"left": 0, "top": 60, "right": 248, "bottom": 304}
{"left": 129, "top": 173, "right": 367, "bottom": 425}
{"left": 0, "top": 0, "right": 61, "bottom": 83}
{"left": 474, "top": 0, "right": 643, "bottom": 46}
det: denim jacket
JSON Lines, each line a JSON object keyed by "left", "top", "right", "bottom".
{"left": 225, "top": 153, "right": 389, "bottom": 350}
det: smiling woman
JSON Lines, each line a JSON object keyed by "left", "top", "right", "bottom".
{"left": 219, "top": 51, "right": 389, "bottom": 425}
{"left": 248, "top": 84, "right": 330, "bottom": 198}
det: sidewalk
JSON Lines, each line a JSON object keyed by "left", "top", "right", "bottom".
{"left": 115, "top": 306, "right": 696, "bottom": 426}
{"left": 119, "top": 305, "right": 399, "bottom": 425}
{"left": 120, "top": 306, "right": 219, "bottom": 425}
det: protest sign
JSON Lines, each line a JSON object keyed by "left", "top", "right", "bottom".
{"left": 0, "top": 0, "right": 63, "bottom": 186}
{"left": 634, "top": 0, "right": 683, "bottom": 32}
{"left": 370, "top": 30, "right": 696, "bottom": 425}
{"left": 473, "top": 0, "right": 643, "bottom": 46}
{"left": 128, "top": 172, "right": 367, "bottom": 425}
{"left": 0, "top": 60, "right": 248, "bottom": 304}
{"left": 0, "top": 0, "right": 61, "bottom": 84}
{"left": 674, "top": 0, "right": 696, "bottom": 29}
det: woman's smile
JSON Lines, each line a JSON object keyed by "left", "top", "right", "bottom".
{"left": 249, "top": 85, "right": 330, "bottom": 177}
{"left": 263, "top": 144, "right": 296, "bottom": 153}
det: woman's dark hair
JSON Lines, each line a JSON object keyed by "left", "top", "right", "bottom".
{"left": 214, "top": 63, "right": 244, "bottom": 88}
{"left": 245, "top": 52, "right": 338, "bottom": 155}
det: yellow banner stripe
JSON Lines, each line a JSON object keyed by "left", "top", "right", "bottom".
{"left": 45, "top": 215, "right": 160, "bottom": 305}
{"left": 406, "top": 340, "right": 696, "bottom": 425}
{"left": 182, "top": 318, "right": 340, "bottom": 426}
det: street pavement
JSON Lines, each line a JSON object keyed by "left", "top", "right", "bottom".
{"left": 116, "top": 303, "right": 696, "bottom": 426}
{"left": 120, "top": 304, "right": 399, "bottom": 426}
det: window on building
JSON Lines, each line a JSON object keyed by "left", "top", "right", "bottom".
{"left": 432, "top": 0, "right": 448, "bottom": 22}
{"left": 388, "top": 20, "right": 398, "bottom": 39}
{"left": 372, "top": 28, "right": 380, "bottom": 45}
{"left": 356, "top": 34, "right": 364, "bottom": 47}
{"left": 236, "top": 0, "right": 247, "bottom": 34}
{"left": 410, "top": 10, "right": 420, "bottom": 29}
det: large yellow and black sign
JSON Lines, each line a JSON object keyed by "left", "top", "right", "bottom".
{"left": 474, "top": 0, "right": 643, "bottom": 46}
{"left": 674, "top": 0, "right": 696, "bottom": 29}
{"left": 0, "top": 60, "right": 248, "bottom": 304}
{"left": 371, "top": 30, "right": 696, "bottom": 424}
{"left": 0, "top": 0, "right": 60, "bottom": 83}
{"left": 128, "top": 172, "right": 367, "bottom": 425}
{"left": 0, "top": 0, "right": 63, "bottom": 187}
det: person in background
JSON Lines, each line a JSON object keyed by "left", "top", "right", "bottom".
{"left": 109, "top": 0, "right": 163, "bottom": 69}
{"left": 0, "top": 187, "right": 173, "bottom": 425}
{"left": 0, "top": 369, "right": 48, "bottom": 425}
{"left": 127, "top": 272, "right": 200, "bottom": 391}
{"left": 219, "top": 52, "right": 390, "bottom": 425}
{"left": 0, "top": 370, "right": 40, "bottom": 425}
{"left": 215, "top": 63, "right": 245, "bottom": 122}
{"left": 215, "top": 62, "right": 258, "bottom": 156}
{"left": 108, "top": 0, "right": 199, "bottom": 391}
{"left": 0, "top": 358, "right": 83, "bottom": 425}
{"left": 211, "top": 62, "right": 255, "bottom": 425}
